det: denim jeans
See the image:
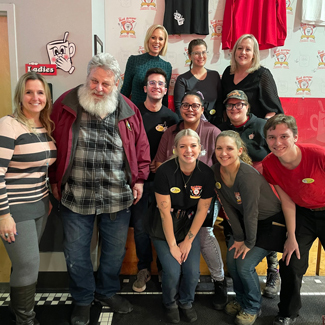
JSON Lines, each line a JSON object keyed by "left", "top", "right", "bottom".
{"left": 199, "top": 200, "right": 224, "bottom": 281}
{"left": 61, "top": 204, "right": 131, "bottom": 305}
{"left": 131, "top": 182, "right": 154, "bottom": 271}
{"left": 227, "top": 236, "right": 269, "bottom": 314}
{"left": 152, "top": 235, "right": 200, "bottom": 309}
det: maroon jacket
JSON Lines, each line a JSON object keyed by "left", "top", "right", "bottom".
{"left": 49, "top": 86, "right": 150, "bottom": 197}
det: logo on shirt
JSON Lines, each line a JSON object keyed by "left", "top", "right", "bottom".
{"left": 170, "top": 187, "right": 181, "bottom": 193}
{"left": 155, "top": 122, "right": 168, "bottom": 132}
{"left": 174, "top": 10, "right": 185, "bottom": 26}
{"left": 302, "top": 178, "right": 315, "bottom": 184}
{"left": 190, "top": 186, "right": 202, "bottom": 199}
{"left": 234, "top": 192, "right": 242, "bottom": 204}
{"left": 248, "top": 133, "right": 255, "bottom": 140}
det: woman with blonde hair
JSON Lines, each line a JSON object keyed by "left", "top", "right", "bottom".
{"left": 148, "top": 129, "right": 215, "bottom": 323}
{"left": 121, "top": 24, "right": 172, "bottom": 107}
{"left": 0, "top": 72, "right": 56, "bottom": 325}
{"left": 212, "top": 130, "right": 283, "bottom": 325}
{"left": 221, "top": 34, "right": 283, "bottom": 119}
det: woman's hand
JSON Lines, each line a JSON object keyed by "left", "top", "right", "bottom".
{"left": 178, "top": 240, "right": 192, "bottom": 263}
{"left": 229, "top": 241, "right": 250, "bottom": 259}
{"left": 0, "top": 214, "right": 17, "bottom": 243}
{"left": 170, "top": 244, "right": 182, "bottom": 265}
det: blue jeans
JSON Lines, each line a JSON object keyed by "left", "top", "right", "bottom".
{"left": 199, "top": 200, "right": 224, "bottom": 281}
{"left": 152, "top": 235, "right": 200, "bottom": 309}
{"left": 227, "top": 236, "right": 269, "bottom": 314}
{"left": 61, "top": 204, "right": 131, "bottom": 305}
{"left": 131, "top": 182, "right": 154, "bottom": 270}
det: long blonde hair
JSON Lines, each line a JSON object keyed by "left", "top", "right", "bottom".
{"left": 230, "top": 34, "right": 261, "bottom": 74}
{"left": 216, "top": 130, "right": 252, "bottom": 165}
{"left": 13, "top": 72, "right": 54, "bottom": 137}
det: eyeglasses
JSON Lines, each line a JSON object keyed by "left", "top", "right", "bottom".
{"left": 225, "top": 102, "right": 247, "bottom": 111}
{"left": 180, "top": 103, "right": 202, "bottom": 111}
{"left": 147, "top": 80, "right": 166, "bottom": 87}
{"left": 192, "top": 51, "right": 208, "bottom": 57}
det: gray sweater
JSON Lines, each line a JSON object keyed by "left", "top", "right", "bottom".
{"left": 211, "top": 161, "right": 281, "bottom": 248}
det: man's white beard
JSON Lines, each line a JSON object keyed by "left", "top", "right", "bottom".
{"left": 78, "top": 83, "right": 119, "bottom": 118}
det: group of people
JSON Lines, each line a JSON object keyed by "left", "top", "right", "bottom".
{"left": 0, "top": 23, "right": 324, "bottom": 325}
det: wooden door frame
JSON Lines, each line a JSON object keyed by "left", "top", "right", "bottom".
{"left": 0, "top": 4, "right": 18, "bottom": 110}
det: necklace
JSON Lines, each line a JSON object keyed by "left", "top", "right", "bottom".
{"left": 181, "top": 170, "right": 194, "bottom": 189}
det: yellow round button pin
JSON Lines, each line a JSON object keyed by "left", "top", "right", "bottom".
{"left": 215, "top": 182, "right": 221, "bottom": 189}
{"left": 302, "top": 178, "right": 314, "bottom": 184}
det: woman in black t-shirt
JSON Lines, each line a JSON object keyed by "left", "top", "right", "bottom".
{"left": 151, "top": 129, "right": 214, "bottom": 324}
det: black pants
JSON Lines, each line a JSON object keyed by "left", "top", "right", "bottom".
{"left": 278, "top": 206, "right": 325, "bottom": 318}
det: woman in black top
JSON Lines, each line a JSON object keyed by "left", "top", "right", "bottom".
{"left": 221, "top": 34, "right": 283, "bottom": 119}
{"left": 149, "top": 129, "right": 215, "bottom": 323}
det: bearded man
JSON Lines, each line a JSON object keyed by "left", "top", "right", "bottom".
{"left": 49, "top": 53, "right": 150, "bottom": 325}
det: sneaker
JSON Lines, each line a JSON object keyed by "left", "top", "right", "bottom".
{"left": 263, "top": 270, "right": 280, "bottom": 298}
{"left": 94, "top": 294, "right": 133, "bottom": 314}
{"left": 212, "top": 278, "right": 228, "bottom": 310}
{"left": 224, "top": 300, "right": 241, "bottom": 316}
{"left": 165, "top": 306, "right": 180, "bottom": 324}
{"left": 180, "top": 306, "right": 197, "bottom": 323}
{"left": 132, "top": 269, "right": 151, "bottom": 292}
{"left": 71, "top": 304, "right": 91, "bottom": 325}
{"left": 273, "top": 315, "right": 297, "bottom": 325}
{"left": 235, "top": 310, "right": 260, "bottom": 325}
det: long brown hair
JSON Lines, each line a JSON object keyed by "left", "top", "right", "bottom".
{"left": 13, "top": 72, "right": 54, "bottom": 137}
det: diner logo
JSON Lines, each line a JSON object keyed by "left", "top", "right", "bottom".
{"left": 119, "top": 17, "right": 137, "bottom": 38}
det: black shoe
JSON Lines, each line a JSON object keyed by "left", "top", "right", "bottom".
{"left": 180, "top": 306, "right": 197, "bottom": 323}
{"left": 212, "top": 278, "right": 228, "bottom": 310}
{"left": 94, "top": 294, "right": 133, "bottom": 313}
{"left": 165, "top": 306, "right": 180, "bottom": 324}
{"left": 273, "top": 315, "right": 297, "bottom": 325}
{"left": 71, "top": 304, "right": 91, "bottom": 325}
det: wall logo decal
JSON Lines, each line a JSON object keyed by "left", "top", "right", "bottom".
{"left": 138, "top": 46, "right": 146, "bottom": 54}
{"left": 296, "top": 76, "right": 312, "bottom": 96}
{"left": 140, "top": 0, "right": 157, "bottom": 10}
{"left": 119, "top": 17, "right": 136, "bottom": 38}
{"left": 317, "top": 51, "right": 325, "bottom": 70}
{"left": 273, "top": 49, "right": 290, "bottom": 69}
{"left": 210, "top": 20, "right": 222, "bottom": 40}
{"left": 300, "top": 24, "right": 316, "bottom": 42}
{"left": 286, "top": 0, "right": 295, "bottom": 15}
{"left": 46, "top": 32, "right": 76, "bottom": 74}
{"left": 183, "top": 48, "right": 191, "bottom": 67}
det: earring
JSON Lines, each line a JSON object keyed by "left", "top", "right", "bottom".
{"left": 172, "top": 149, "right": 175, "bottom": 155}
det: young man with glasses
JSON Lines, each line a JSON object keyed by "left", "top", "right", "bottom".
{"left": 131, "top": 68, "right": 179, "bottom": 293}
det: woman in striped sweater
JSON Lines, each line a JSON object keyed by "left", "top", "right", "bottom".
{"left": 0, "top": 72, "right": 56, "bottom": 325}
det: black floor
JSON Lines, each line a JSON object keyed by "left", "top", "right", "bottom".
{"left": 1, "top": 276, "right": 325, "bottom": 325}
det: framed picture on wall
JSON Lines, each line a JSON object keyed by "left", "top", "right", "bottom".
{"left": 94, "top": 35, "right": 103, "bottom": 55}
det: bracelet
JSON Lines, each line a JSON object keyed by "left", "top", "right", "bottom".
{"left": 0, "top": 214, "right": 12, "bottom": 221}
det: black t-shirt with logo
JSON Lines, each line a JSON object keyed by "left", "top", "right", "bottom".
{"left": 151, "top": 158, "right": 214, "bottom": 241}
